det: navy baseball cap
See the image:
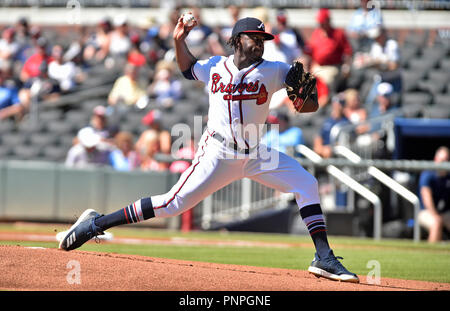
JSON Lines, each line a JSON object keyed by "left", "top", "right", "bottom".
{"left": 232, "top": 17, "right": 274, "bottom": 40}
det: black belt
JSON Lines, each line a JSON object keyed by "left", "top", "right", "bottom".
{"left": 209, "top": 131, "right": 251, "bottom": 154}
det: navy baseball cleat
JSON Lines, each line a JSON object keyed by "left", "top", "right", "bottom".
{"left": 59, "top": 209, "right": 104, "bottom": 251}
{"left": 308, "top": 250, "right": 359, "bottom": 283}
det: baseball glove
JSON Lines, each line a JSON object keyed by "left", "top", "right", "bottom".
{"left": 284, "top": 60, "right": 317, "bottom": 112}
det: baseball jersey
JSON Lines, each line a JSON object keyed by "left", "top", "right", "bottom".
{"left": 191, "top": 55, "right": 291, "bottom": 149}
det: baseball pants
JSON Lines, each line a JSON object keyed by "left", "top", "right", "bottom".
{"left": 150, "top": 131, "right": 321, "bottom": 218}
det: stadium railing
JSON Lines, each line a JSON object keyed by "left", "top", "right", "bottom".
{"left": 334, "top": 145, "right": 420, "bottom": 242}
{"left": 296, "top": 144, "right": 383, "bottom": 240}
{"left": 1, "top": 157, "right": 449, "bottom": 239}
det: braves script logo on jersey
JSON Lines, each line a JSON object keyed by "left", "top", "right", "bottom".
{"left": 211, "top": 73, "right": 268, "bottom": 105}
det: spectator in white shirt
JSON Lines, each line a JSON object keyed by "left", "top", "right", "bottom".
{"left": 48, "top": 45, "right": 77, "bottom": 93}
{"left": 353, "top": 27, "right": 401, "bottom": 106}
{"left": 347, "top": 0, "right": 383, "bottom": 52}
{"left": 108, "top": 14, "right": 131, "bottom": 58}
{"left": 272, "top": 10, "right": 304, "bottom": 64}
{"left": 0, "top": 28, "right": 19, "bottom": 68}
{"left": 65, "top": 127, "right": 113, "bottom": 168}
{"left": 367, "top": 27, "right": 399, "bottom": 72}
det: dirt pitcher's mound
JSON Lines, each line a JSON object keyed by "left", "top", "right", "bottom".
{"left": 0, "top": 245, "right": 448, "bottom": 291}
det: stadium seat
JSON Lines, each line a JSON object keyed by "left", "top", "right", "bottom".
{"left": 160, "top": 113, "right": 185, "bottom": 130}
{"left": 42, "top": 145, "right": 67, "bottom": 162}
{"left": 399, "top": 45, "right": 419, "bottom": 67}
{"left": 124, "top": 112, "right": 144, "bottom": 126}
{"left": 29, "top": 133, "right": 59, "bottom": 148}
{"left": 120, "top": 122, "right": 146, "bottom": 136}
{"left": 65, "top": 110, "right": 91, "bottom": 126}
{"left": 38, "top": 109, "right": 63, "bottom": 123}
{"left": 12, "top": 145, "right": 42, "bottom": 161}
{"left": 422, "top": 105, "right": 450, "bottom": 119}
{"left": 401, "top": 101, "right": 424, "bottom": 118}
{"left": 417, "top": 80, "right": 446, "bottom": 96}
{"left": 1, "top": 133, "right": 28, "bottom": 146}
{"left": 173, "top": 102, "right": 198, "bottom": 116}
{"left": 401, "top": 92, "right": 433, "bottom": 108}
{"left": 0, "top": 120, "right": 15, "bottom": 133}
{"left": 46, "top": 120, "right": 75, "bottom": 135}
{"left": 421, "top": 46, "right": 447, "bottom": 64}
{"left": 408, "top": 57, "right": 438, "bottom": 73}
{"left": 403, "top": 30, "right": 428, "bottom": 48}
{"left": 417, "top": 70, "right": 449, "bottom": 96}
{"left": 433, "top": 94, "right": 450, "bottom": 106}
{"left": 439, "top": 58, "right": 450, "bottom": 71}
{"left": 0, "top": 145, "right": 12, "bottom": 158}
{"left": 401, "top": 70, "right": 424, "bottom": 92}
{"left": 428, "top": 70, "right": 450, "bottom": 84}
{"left": 17, "top": 121, "right": 45, "bottom": 134}
{"left": 81, "top": 99, "right": 107, "bottom": 113}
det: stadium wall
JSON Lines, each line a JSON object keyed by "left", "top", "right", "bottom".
{"left": 0, "top": 7, "right": 449, "bottom": 29}
{"left": 0, "top": 160, "right": 179, "bottom": 227}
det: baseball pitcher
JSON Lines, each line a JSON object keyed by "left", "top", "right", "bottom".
{"left": 59, "top": 15, "right": 359, "bottom": 283}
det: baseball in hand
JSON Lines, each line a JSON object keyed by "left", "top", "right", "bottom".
{"left": 182, "top": 13, "right": 195, "bottom": 27}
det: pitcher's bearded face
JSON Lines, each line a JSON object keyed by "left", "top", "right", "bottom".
{"left": 239, "top": 33, "right": 265, "bottom": 62}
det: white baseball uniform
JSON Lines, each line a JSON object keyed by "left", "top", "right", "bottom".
{"left": 150, "top": 55, "right": 320, "bottom": 218}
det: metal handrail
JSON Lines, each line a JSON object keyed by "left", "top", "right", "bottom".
{"left": 334, "top": 145, "right": 421, "bottom": 242}
{"left": 296, "top": 145, "right": 383, "bottom": 240}
{"left": 329, "top": 110, "right": 403, "bottom": 147}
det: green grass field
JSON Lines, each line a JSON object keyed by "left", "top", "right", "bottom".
{"left": 1, "top": 223, "right": 449, "bottom": 283}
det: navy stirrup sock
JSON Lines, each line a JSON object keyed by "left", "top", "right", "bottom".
{"left": 299, "top": 204, "right": 331, "bottom": 259}
{"left": 94, "top": 197, "right": 155, "bottom": 231}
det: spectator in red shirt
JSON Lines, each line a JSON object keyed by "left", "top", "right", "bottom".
{"left": 303, "top": 8, "right": 353, "bottom": 94}
{"left": 20, "top": 37, "right": 52, "bottom": 85}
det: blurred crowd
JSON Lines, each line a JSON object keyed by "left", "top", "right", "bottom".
{"left": 0, "top": 2, "right": 407, "bottom": 173}
{"left": 0, "top": 3, "right": 448, "bottom": 241}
